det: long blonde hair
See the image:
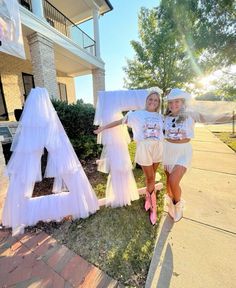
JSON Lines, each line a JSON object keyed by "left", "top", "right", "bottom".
{"left": 145, "top": 91, "right": 161, "bottom": 112}
{"left": 165, "top": 99, "right": 188, "bottom": 123}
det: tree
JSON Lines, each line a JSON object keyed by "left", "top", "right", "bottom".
{"left": 123, "top": 6, "right": 198, "bottom": 110}
{"left": 194, "top": 0, "right": 236, "bottom": 69}
{"left": 123, "top": 1, "right": 235, "bottom": 104}
{"left": 213, "top": 72, "right": 236, "bottom": 101}
{"left": 158, "top": 0, "right": 236, "bottom": 72}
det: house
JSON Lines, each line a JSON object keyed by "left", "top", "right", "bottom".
{"left": 0, "top": 0, "right": 113, "bottom": 214}
{"left": 0, "top": 0, "right": 113, "bottom": 122}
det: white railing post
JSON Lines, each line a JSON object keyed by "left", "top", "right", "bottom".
{"left": 93, "top": 7, "right": 100, "bottom": 58}
{"left": 31, "top": 0, "right": 45, "bottom": 20}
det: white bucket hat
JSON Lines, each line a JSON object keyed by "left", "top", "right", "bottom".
{"left": 166, "top": 88, "right": 191, "bottom": 101}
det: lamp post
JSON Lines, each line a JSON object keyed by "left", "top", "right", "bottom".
{"left": 233, "top": 110, "right": 235, "bottom": 135}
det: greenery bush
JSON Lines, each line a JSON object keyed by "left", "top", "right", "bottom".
{"left": 195, "top": 93, "right": 222, "bottom": 101}
{"left": 52, "top": 99, "right": 101, "bottom": 159}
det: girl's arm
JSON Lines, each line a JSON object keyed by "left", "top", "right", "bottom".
{"left": 94, "top": 118, "right": 123, "bottom": 134}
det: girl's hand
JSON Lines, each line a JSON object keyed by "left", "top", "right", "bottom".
{"left": 93, "top": 126, "right": 104, "bottom": 134}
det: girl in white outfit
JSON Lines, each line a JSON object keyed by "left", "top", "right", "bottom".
{"left": 163, "top": 88, "right": 193, "bottom": 222}
{"left": 94, "top": 91, "right": 164, "bottom": 225}
{"left": 163, "top": 88, "right": 233, "bottom": 222}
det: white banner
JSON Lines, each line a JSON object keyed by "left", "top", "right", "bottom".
{"left": 0, "top": 0, "right": 26, "bottom": 59}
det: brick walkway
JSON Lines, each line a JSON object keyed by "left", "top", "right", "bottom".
{"left": 0, "top": 229, "right": 121, "bottom": 288}
{"left": 0, "top": 138, "right": 122, "bottom": 287}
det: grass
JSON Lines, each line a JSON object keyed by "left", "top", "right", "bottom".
{"left": 50, "top": 195, "right": 164, "bottom": 287}
{"left": 93, "top": 141, "right": 166, "bottom": 197}
{"left": 213, "top": 132, "right": 236, "bottom": 152}
{"left": 33, "top": 141, "right": 166, "bottom": 287}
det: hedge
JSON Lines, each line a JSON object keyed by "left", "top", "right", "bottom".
{"left": 52, "top": 99, "right": 101, "bottom": 160}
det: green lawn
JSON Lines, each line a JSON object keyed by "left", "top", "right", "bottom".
{"left": 213, "top": 132, "right": 236, "bottom": 152}
{"left": 39, "top": 141, "right": 166, "bottom": 287}
{"left": 50, "top": 196, "right": 164, "bottom": 287}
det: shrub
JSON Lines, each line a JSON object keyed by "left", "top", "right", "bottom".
{"left": 195, "top": 93, "right": 222, "bottom": 101}
{"left": 52, "top": 99, "right": 101, "bottom": 160}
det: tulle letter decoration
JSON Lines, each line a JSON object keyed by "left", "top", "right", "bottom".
{"left": 94, "top": 89, "right": 154, "bottom": 207}
{"left": 2, "top": 87, "right": 99, "bottom": 235}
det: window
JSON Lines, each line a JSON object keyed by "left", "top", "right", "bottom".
{"left": 58, "top": 83, "right": 68, "bottom": 102}
{"left": 22, "top": 73, "right": 35, "bottom": 100}
{"left": 0, "top": 76, "right": 8, "bottom": 121}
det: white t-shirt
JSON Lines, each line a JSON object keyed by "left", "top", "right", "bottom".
{"left": 164, "top": 115, "right": 195, "bottom": 140}
{"left": 123, "top": 110, "right": 164, "bottom": 142}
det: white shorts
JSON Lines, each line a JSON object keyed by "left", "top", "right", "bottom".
{"left": 135, "top": 140, "right": 163, "bottom": 166}
{"left": 163, "top": 140, "right": 192, "bottom": 173}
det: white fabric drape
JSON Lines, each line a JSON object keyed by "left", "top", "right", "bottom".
{"left": 186, "top": 100, "right": 236, "bottom": 124}
{"left": 2, "top": 87, "right": 99, "bottom": 235}
{"left": 0, "top": 0, "right": 26, "bottom": 59}
{"left": 94, "top": 89, "right": 151, "bottom": 207}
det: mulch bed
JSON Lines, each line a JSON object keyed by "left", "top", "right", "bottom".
{"left": 24, "top": 140, "right": 104, "bottom": 198}
{"left": 2, "top": 144, "right": 103, "bottom": 198}
{"left": 32, "top": 158, "right": 101, "bottom": 197}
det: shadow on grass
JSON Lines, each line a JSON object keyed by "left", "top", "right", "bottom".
{"left": 51, "top": 193, "right": 164, "bottom": 288}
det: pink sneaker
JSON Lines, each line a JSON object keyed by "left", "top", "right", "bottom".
{"left": 144, "top": 190, "right": 152, "bottom": 211}
{"left": 149, "top": 191, "right": 157, "bottom": 225}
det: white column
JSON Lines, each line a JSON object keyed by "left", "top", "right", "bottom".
{"left": 93, "top": 8, "right": 101, "bottom": 58}
{"left": 27, "top": 32, "right": 59, "bottom": 99}
{"left": 92, "top": 68, "right": 105, "bottom": 106}
{"left": 31, "top": 0, "right": 45, "bottom": 20}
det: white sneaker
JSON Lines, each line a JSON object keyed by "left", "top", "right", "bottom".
{"left": 174, "top": 200, "right": 185, "bottom": 222}
{"left": 165, "top": 195, "right": 175, "bottom": 219}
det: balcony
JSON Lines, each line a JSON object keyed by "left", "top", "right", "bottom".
{"left": 18, "top": 0, "right": 96, "bottom": 56}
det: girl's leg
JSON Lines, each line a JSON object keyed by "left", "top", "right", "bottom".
{"left": 168, "top": 165, "right": 187, "bottom": 222}
{"left": 168, "top": 165, "right": 187, "bottom": 203}
{"left": 153, "top": 162, "right": 159, "bottom": 195}
{"left": 165, "top": 170, "right": 173, "bottom": 200}
{"left": 141, "top": 164, "right": 159, "bottom": 225}
{"left": 141, "top": 165, "right": 156, "bottom": 193}
{"left": 152, "top": 162, "right": 159, "bottom": 174}
{"left": 165, "top": 170, "right": 175, "bottom": 218}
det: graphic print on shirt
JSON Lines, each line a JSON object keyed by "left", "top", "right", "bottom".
{"left": 143, "top": 117, "right": 162, "bottom": 139}
{"left": 165, "top": 118, "right": 187, "bottom": 140}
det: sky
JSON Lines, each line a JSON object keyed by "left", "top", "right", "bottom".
{"left": 75, "top": 0, "right": 160, "bottom": 104}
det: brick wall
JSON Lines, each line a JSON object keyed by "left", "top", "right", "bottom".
{"left": 0, "top": 52, "right": 33, "bottom": 121}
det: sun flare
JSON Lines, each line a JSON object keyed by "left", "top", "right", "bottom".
{"left": 199, "top": 76, "right": 211, "bottom": 87}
